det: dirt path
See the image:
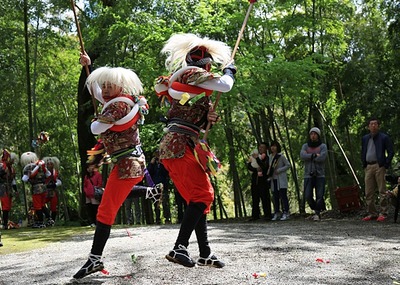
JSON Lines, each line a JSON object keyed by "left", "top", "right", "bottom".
{"left": 0, "top": 215, "right": 400, "bottom": 285}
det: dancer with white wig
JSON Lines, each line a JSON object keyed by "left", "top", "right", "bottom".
{"left": 21, "top": 151, "right": 51, "bottom": 228}
{"left": 42, "top": 156, "right": 62, "bottom": 226}
{"left": 73, "top": 53, "right": 161, "bottom": 279}
{"left": 155, "top": 33, "right": 237, "bottom": 268}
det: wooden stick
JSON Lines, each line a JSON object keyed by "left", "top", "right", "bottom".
{"left": 203, "top": 2, "right": 255, "bottom": 141}
{"left": 70, "top": 0, "right": 98, "bottom": 116}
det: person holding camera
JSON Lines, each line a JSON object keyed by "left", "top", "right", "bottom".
{"left": 300, "top": 127, "right": 328, "bottom": 221}
{"left": 361, "top": 118, "right": 394, "bottom": 222}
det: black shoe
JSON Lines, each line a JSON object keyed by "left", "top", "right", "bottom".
{"left": 165, "top": 244, "right": 195, "bottom": 267}
{"left": 32, "top": 222, "right": 46, "bottom": 229}
{"left": 247, "top": 217, "right": 260, "bottom": 222}
{"left": 46, "top": 219, "right": 55, "bottom": 227}
{"left": 73, "top": 253, "right": 104, "bottom": 279}
{"left": 197, "top": 254, "right": 225, "bottom": 268}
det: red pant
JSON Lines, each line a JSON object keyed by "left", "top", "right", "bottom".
{"left": 97, "top": 165, "right": 143, "bottom": 225}
{"left": 44, "top": 194, "right": 58, "bottom": 212}
{"left": 162, "top": 145, "right": 214, "bottom": 214}
{"left": 0, "top": 193, "right": 12, "bottom": 211}
{"left": 32, "top": 192, "right": 47, "bottom": 210}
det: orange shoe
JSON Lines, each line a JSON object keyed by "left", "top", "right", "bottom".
{"left": 362, "top": 215, "right": 376, "bottom": 221}
{"left": 376, "top": 215, "right": 387, "bottom": 222}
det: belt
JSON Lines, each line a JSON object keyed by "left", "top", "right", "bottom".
{"left": 367, "top": 161, "right": 377, "bottom": 165}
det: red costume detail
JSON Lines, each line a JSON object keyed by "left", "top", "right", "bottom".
{"left": 162, "top": 146, "right": 214, "bottom": 214}
{"left": 109, "top": 112, "right": 141, "bottom": 132}
{"left": 170, "top": 82, "right": 213, "bottom": 97}
{"left": 96, "top": 166, "right": 142, "bottom": 225}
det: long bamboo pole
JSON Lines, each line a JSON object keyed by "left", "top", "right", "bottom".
{"left": 70, "top": 0, "right": 98, "bottom": 116}
{"left": 203, "top": 0, "right": 256, "bottom": 141}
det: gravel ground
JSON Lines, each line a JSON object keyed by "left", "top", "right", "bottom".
{"left": 0, "top": 213, "right": 400, "bottom": 285}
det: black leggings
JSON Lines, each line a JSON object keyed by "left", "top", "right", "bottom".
{"left": 174, "top": 202, "right": 211, "bottom": 258}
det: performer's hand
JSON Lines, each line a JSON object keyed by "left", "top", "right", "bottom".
{"left": 223, "top": 63, "right": 237, "bottom": 75}
{"left": 80, "top": 51, "right": 91, "bottom": 66}
{"left": 207, "top": 111, "right": 220, "bottom": 125}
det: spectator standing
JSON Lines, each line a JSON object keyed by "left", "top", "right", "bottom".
{"left": 246, "top": 142, "right": 272, "bottom": 221}
{"left": 147, "top": 150, "right": 171, "bottom": 224}
{"left": 124, "top": 193, "right": 142, "bottom": 225}
{"left": 361, "top": 118, "right": 394, "bottom": 222}
{"left": 300, "top": 127, "right": 328, "bottom": 221}
{"left": 268, "top": 141, "right": 291, "bottom": 221}
{"left": 83, "top": 164, "right": 103, "bottom": 227}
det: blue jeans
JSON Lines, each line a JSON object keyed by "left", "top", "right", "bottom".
{"left": 304, "top": 176, "right": 325, "bottom": 214}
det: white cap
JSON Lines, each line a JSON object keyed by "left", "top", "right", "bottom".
{"left": 309, "top": 127, "right": 321, "bottom": 136}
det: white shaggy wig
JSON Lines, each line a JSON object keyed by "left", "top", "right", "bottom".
{"left": 161, "top": 33, "right": 232, "bottom": 73}
{"left": 43, "top": 156, "right": 60, "bottom": 170}
{"left": 20, "top": 152, "right": 38, "bottom": 167}
{"left": 86, "top": 67, "right": 144, "bottom": 104}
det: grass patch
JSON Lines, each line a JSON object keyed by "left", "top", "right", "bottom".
{"left": 0, "top": 226, "right": 94, "bottom": 255}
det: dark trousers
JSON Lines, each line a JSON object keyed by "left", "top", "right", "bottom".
{"left": 251, "top": 178, "right": 271, "bottom": 219}
{"left": 86, "top": 203, "right": 99, "bottom": 225}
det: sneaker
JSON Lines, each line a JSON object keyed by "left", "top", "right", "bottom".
{"left": 197, "top": 253, "right": 225, "bottom": 268}
{"left": 280, "top": 213, "right": 289, "bottom": 221}
{"left": 73, "top": 253, "right": 104, "bottom": 279}
{"left": 312, "top": 214, "right": 320, "bottom": 221}
{"left": 271, "top": 213, "right": 280, "bottom": 221}
{"left": 376, "top": 215, "right": 387, "bottom": 222}
{"left": 165, "top": 244, "right": 195, "bottom": 267}
{"left": 362, "top": 215, "right": 377, "bottom": 221}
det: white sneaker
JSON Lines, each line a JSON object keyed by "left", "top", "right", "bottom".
{"left": 280, "top": 213, "right": 289, "bottom": 221}
{"left": 271, "top": 213, "right": 280, "bottom": 221}
{"left": 312, "top": 214, "right": 320, "bottom": 221}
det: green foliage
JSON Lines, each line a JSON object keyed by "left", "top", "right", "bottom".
{"left": 1, "top": 0, "right": 399, "bottom": 220}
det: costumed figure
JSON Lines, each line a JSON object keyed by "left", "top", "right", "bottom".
{"left": 20, "top": 151, "right": 51, "bottom": 228}
{"left": 42, "top": 156, "right": 62, "bottom": 226}
{"left": 155, "top": 33, "right": 236, "bottom": 268}
{"left": 73, "top": 53, "right": 162, "bottom": 279}
{"left": 83, "top": 163, "right": 103, "bottom": 227}
{"left": 0, "top": 149, "right": 19, "bottom": 230}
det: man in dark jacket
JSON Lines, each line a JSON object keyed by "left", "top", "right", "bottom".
{"left": 247, "top": 142, "right": 271, "bottom": 221}
{"left": 361, "top": 118, "right": 394, "bottom": 222}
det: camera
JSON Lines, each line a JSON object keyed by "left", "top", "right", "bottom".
{"left": 385, "top": 174, "right": 399, "bottom": 186}
{"left": 310, "top": 171, "right": 317, "bottom": 177}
